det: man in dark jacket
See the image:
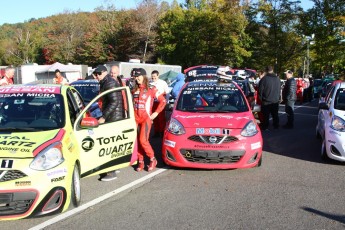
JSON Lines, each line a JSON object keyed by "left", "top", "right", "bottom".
{"left": 94, "top": 65, "right": 124, "bottom": 123}
{"left": 258, "top": 66, "right": 281, "bottom": 130}
{"left": 282, "top": 70, "right": 297, "bottom": 129}
{"left": 93, "top": 65, "right": 124, "bottom": 181}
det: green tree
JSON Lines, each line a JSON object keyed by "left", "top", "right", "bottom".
{"left": 157, "top": 0, "right": 250, "bottom": 68}
{"left": 299, "top": 0, "right": 345, "bottom": 76}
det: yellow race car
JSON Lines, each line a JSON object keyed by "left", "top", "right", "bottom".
{"left": 0, "top": 84, "right": 137, "bottom": 220}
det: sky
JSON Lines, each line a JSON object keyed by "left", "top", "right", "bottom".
{"left": 0, "top": 0, "right": 314, "bottom": 25}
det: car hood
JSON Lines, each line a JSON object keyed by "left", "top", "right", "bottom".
{"left": 172, "top": 112, "right": 253, "bottom": 129}
{"left": 0, "top": 129, "right": 65, "bottom": 158}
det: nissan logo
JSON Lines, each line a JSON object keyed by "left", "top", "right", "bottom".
{"left": 209, "top": 136, "right": 217, "bottom": 143}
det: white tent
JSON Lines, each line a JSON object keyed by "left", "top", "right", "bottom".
{"left": 35, "top": 62, "right": 83, "bottom": 83}
{"left": 36, "top": 62, "right": 80, "bottom": 73}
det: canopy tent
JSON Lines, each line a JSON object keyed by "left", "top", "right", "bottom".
{"left": 36, "top": 62, "right": 80, "bottom": 73}
{"left": 159, "top": 70, "right": 179, "bottom": 83}
{"left": 35, "top": 62, "right": 82, "bottom": 84}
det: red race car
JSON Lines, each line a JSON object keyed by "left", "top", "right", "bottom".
{"left": 162, "top": 77, "right": 263, "bottom": 169}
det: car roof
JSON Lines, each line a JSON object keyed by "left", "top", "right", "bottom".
{"left": 70, "top": 79, "right": 99, "bottom": 85}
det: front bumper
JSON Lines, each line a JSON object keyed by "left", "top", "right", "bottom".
{"left": 162, "top": 131, "right": 263, "bottom": 169}
{"left": 325, "top": 130, "right": 345, "bottom": 162}
{"left": 0, "top": 158, "right": 71, "bottom": 220}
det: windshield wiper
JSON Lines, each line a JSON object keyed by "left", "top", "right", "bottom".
{"left": 0, "top": 127, "right": 37, "bottom": 132}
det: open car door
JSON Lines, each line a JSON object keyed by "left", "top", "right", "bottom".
{"left": 74, "top": 87, "right": 137, "bottom": 178}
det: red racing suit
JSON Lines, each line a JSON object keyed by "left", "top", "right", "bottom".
{"left": 133, "top": 85, "right": 166, "bottom": 161}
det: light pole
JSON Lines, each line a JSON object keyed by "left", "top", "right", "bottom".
{"left": 304, "top": 34, "right": 315, "bottom": 78}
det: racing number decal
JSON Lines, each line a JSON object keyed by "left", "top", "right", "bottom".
{"left": 1, "top": 159, "right": 13, "bottom": 168}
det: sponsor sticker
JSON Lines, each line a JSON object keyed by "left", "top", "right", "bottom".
{"left": 15, "top": 181, "right": 31, "bottom": 186}
{"left": 196, "top": 128, "right": 221, "bottom": 135}
{"left": 47, "top": 168, "right": 67, "bottom": 178}
{"left": 251, "top": 142, "right": 262, "bottom": 150}
{"left": 164, "top": 139, "right": 176, "bottom": 148}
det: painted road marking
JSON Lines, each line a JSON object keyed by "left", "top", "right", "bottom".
{"left": 29, "top": 168, "right": 167, "bottom": 230}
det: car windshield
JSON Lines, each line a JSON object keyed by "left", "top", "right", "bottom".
{"left": 334, "top": 88, "right": 345, "bottom": 111}
{"left": 0, "top": 93, "right": 65, "bottom": 131}
{"left": 176, "top": 82, "right": 249, "bottom": 113}
{"left": 71, "top": 81, "right": 99, "bottom": 104}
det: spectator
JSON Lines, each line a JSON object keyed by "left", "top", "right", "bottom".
{"left": 0, "top": 66, "right": 15, "bottom": 86}
{"left": 110, "top": 65, "right": 125, "bottom": 86}
{"left": 282, "top": 70, "right": 297, "bottom": 129}
{"left": 255, "top": 70, "right": 265, "bottom": 124}
{"left": 171, "top": 73, "right": 185, "bottom": 99}
{"left": 132, "top": 68, "right": 166, "bottom": 172}
{"left": 307, "top": 76, "right": 314, "bottom": 101}
{"left": 126, "top": 68, "right": 136, "bottom": 91}
{"left": 94, "top": 64, "right": 124, "bottom": 181}
{"left": 150, "top": 70, "right": 169, "bottom": 138}
{"left": 53, "top": 69, "right": 68, "bottom": 85}
{"left": 258, "top": 66, "right": 281, "bottom": 130}
{"left": 255, "top": 70, "right": 265, "bottom": 86}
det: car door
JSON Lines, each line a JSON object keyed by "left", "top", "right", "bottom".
{"left": 73, "top": 87, "right": 137, "bottom": 178}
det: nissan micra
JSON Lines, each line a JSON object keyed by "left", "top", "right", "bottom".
{"left": 162, "top": 77, "right": 262, "bottom": 169}
{"left": 0, "top": 84, "right": 137, "bottom": 220}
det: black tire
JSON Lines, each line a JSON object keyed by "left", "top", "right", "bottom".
{"left": 321, "top": 139, "right": 330, "bottom": 161}
{"left": 316, "top": 128, "right": 321, "bottom": 139}
{"left": 71, "top": 164, "right": 81, "bottom": 207}
{"left": 256, "top": 154, "right": 262, "bottom": 167}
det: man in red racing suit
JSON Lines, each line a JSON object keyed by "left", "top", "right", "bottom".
{"left": 132, "top": 68, "right": 166, "bottom": 172}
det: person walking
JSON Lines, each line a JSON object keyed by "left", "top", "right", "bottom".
{"left": 132, "top": 68, "right": 166, "bottom": 172}
{"left": 0, "top": 66, "right": 15, "bottom": 86}
{"left": 94, "top": 65, "right": 125, "bottom": 181}
{"left": 150, "top": 70, "right": 169, "bottom": 137}
{"left": 282, "top": 70, "right": 297, "bottom": 129}
{"left": 258, "top": 66, "right": 281, "bottom": 130}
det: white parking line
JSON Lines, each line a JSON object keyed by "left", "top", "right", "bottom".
{"left": 29, "top": 168, "right": 167, "bottom": 230}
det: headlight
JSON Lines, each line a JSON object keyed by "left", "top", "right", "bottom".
{"left": 331, "top": 115, "right": 345, "bottom": 132}
{"left": 30, "top": 142, "right": 64, "bottom": 170}
{"left": 241, "top": 120, "right": 258, "bottom": 137}
{"left": 167, "top": 118, "right": 186, "bottom": 135}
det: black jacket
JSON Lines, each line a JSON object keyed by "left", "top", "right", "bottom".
{"left": 99, "top": 74, "right": 124, "bottom": 122}
{"left": 282, "top": 77, "right": 297, "bottom": 102}
{"left": 258, "top": 73, "right": 281, "bottom": 105}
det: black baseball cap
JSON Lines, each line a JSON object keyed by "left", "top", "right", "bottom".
{"left": 132, "top": 68, "right": 147, "bottom": 77}
{"left": 94, "top": 65, "right": 107, "bottom": 74}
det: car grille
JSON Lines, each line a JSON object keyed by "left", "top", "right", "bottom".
{"left": 0, "top": 191, "right": 37, "bottom": 216}
{"left": 188, "top": 135, "right": 238, "bottom": 144}
{"left": 0, "top": 170, "right": 28, "bottom": 182}
{"left": 181, "top": 149, "right": 245, "bottom": 164}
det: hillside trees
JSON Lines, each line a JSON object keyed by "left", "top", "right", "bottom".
{"left": 156, "top": 0, "right": 250, "bottom": 69}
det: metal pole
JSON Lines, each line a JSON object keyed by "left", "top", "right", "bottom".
{"left": 306, "top": 40, "right": 310, "bottom": 77}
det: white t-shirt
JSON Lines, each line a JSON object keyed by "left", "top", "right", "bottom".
{"left": 150, "top": 79, "right": 169, "bottom": 95}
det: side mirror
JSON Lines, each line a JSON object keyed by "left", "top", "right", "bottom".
{"left": 80, "top": 117, "right": 99, "bottom": 128}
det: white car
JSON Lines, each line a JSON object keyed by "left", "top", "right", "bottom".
{"left": 316, "top": 82, "right": 345, "bottom": 161}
